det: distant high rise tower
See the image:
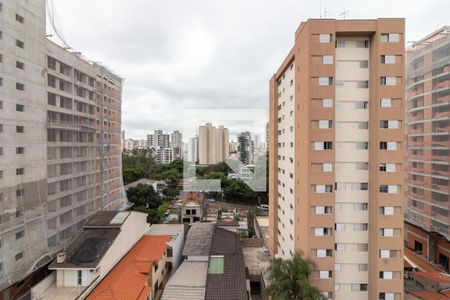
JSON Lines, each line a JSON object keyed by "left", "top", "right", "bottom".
{"left": 188, "top": 136, "right": 199, "bottom": 163}
{"left": 237, "top": 131, "right": 253, "bottom": 165}
{"left": 269, "top": 19, "right": 405, "bottom": 300}
{"left": 171, "top": 130, "right": 183, "bottom": 159}
{"left": 198, "top": 123, "right": 229, "bottom": 165}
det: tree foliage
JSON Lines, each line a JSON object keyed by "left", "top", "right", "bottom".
{"left": 265, "top": 251, "right": 326, "bottom": 300}
{"left": 126, "top": 183, "right": 162, "bottom": 209}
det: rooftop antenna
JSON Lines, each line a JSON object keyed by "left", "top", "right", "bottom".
{"left": 320, "top": 0, "right": 322, "bottom": 18}
{"left": 338, "top": 9, "right": 350, "bottom": 20}
{"left": 324, "top": 8, "right": 332, "bottom": 18}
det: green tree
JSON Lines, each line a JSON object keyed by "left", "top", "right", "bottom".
{"left": 126, "top": 184, "right": 162, "bottom": 209}
{"left": 265, "top": 251, "right": 326, "bottom": 300}
{"left": 157, "top": 201, "right": 170, "bottom": 220}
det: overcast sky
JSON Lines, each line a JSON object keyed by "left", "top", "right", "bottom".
{"left": 49, "top": 0, "right": 448, "bottom": 141}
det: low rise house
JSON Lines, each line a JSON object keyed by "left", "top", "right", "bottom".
{"left": 146, "top": 224, "right": 187, "bottom": 273}
{"left": 87, "top": 235, "right": 171, "bottom": 300}
{"left": 161, "top": 223, "right": 250, "bottom": 300}
{"left": 31, "top": 211, "right": 149, "bottom": 299}
{"left": 180, "top": 192, "right": 206, "bottom": 223}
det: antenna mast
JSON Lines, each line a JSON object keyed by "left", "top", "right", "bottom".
{"left": 338, "top": 9, "right": 350, "bottom": 20}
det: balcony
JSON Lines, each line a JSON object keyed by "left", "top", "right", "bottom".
{"left": 47, "top": 118, "right": 96, "bottom": 131}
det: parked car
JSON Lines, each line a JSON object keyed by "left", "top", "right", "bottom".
{"left": 257, "top": 204, "right": 269, "bottom": 211}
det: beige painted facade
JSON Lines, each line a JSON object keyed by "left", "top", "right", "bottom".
{"left": 269, "top": 19, "right": 405, "bottom": 300}
{"left": 198, "top": 123, "right": 229, "bottom": 165}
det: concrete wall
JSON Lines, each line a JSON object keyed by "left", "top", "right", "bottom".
{"left": 0, "top": 0, "right": 48, "bottom": 290}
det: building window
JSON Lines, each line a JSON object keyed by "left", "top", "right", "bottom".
{"left": 323, "top": 98, "right": 333, "bottom": 107}
{"left": 379, "top": 271, "right": 393, "bottom": 280}
{"left": 335, "top": 243, "right": 346, "bottom": 252}
{"left": 379, "top": 293, "right": 395, "bottom": 300}
{"left": 318, "top": 120, "right": 332, "bottom": 129}
{"left": 208, "top": 255, "right": 224, "bottom": 274}
{"left": 380, "top": 228, "right": 394, "bottom": 237}
{"left": 319, "top": 34, "right": 332, "bottom": 43}
{"left": 16, "top": 83, "right": 25, "bottom": 91}
{"left": 380, "top": 120, "right": 399, "bottom": 129}
{"left": 15, "top": 231, "right": 24, "bottom": 240}
{"left": 380, "top": 98, "right": 392, "bottom": 107}
{"left": 16, "top": 61, "right": 24, "bottom": 70}
{"left": 381, "top": 33, "right": 400, "bottom": 43}
{"left": 77, "top": 270, "right": 83, "bottom": 285}
{"left": 319, "top": 270, "right": 332, "bottom": 279}
{"left": 16, "top": 40, "right": 24, "bottom": 49}
{"left": 16, "top": 104, "right": 24, "bottom": 112}
{"left": 335, "top": 223, "right": 345, "bottom": 231}
{"left": 359, "top": 60, "right": 369, "bottom": 68}
{"left": 380, "top": 76, "right": 397, "bottom": 86}
{"left": 318, "top": 77, "right": 333, "bottom": 86}
{"left": 16, "top": 14, "right": 24, "bottom": 24}
{"left": 354, "top": 223, "right": 368, "bottom": 231}
{"left": 381, "top": 55, "right": 396, "bottom": 64}
{"left": 357, "top": 81, "right": 369, "bottom": 88}
{"left": 322, "top": 163, "right": 332, "bottom": 172}
{"left": 16, "top": 168, "right": 24, "bottom": 175}
{"left": 351, "top": 284, "right": 368, "bottom": 291}
{"left": 357, "top": 244, "right": 368, "bottom": 252}
{"left": 16, "top": 125, "right": 24, "bottom": 133}
{"left": 16, "top": 147, "right": 24, "bottom": 154}
{"left": 323, "top": 55, "right": 333, "bottom": 64}
{"left": 335, "top": 40, "right": 345, "bottom": 48}
{"left": 356, "top": 40, "right": 369, "bottom": 48}
{"left": 314, "top": 141, "right": 332, "bottom": 150}
{"left": 380, "top": 207, "right": 395, "bottom": 215}
{"left": 15, "top": 252, "right": 23, "bottom": 261}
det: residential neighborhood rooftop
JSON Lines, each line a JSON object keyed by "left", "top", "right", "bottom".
{"left": 49, "top": 228, "right": 120, "bottom": 269}
{"left": 182, "top": 223, "right": 214, "bottom": 257}
{"left": 84, "top": 211, "right": 131, "bottom": 228}
{"left": 87, "top": 235, "right": 171, "bottom": 300}
{"left": 205, "top": 227, "right": 248, "bottom": 300}
{"left": 146, "top": 224, "right": 185, "bottom": 236}
{"left": 160, "top": 261, "right": 208, "bottom": 300}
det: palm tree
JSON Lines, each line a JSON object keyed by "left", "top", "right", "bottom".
{"left": 265, "top": 251, "right": 326, "bottom": 300}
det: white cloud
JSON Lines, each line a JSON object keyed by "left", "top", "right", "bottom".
{"left": 50, "top": 0, "right": 449, "bottom": 139}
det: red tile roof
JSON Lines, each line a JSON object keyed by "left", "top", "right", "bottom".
{"left": 408, "top": 291, "right": 450, "bottom": 300}
{"left": 414, "top": 272, "right": 450, "bottom": 284}
{"left": 88, "top": 235, "right": 171, "bottom": 300}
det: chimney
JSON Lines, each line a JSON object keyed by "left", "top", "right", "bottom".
{"left": 56, "top": 252, "right": 66, "bottom": 263}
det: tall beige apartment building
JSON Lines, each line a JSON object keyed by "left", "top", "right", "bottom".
{"left": 198, "top": 123, "right": 229, "bottom": 165}
{"left": 269, "top": 19, "right": 405, "bottom": 300}
{"left": 0, "top": 1, "right": 126, "bottom": 293}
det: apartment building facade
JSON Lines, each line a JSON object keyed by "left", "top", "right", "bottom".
{"left": 404, "top": 26, "right": 450, "bottom": 271}
{"left": 237, "top": 131, "right": 254, "bottom": 165}
{"left": 198, "top": 123, "right": 229, "bottom": 165}
{"left": 269, "top": 19, "right": 405, "bottom": 300}
{"left": 0, "top": 1, "right": 126, "bottom": 293}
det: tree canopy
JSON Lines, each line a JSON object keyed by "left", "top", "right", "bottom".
{"left": 265, "top": 251, "right": 326, "bottom": 300}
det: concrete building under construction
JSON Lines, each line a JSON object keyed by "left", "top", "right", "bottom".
{"left": 0, "top": 0, "right": 127, "bottom": 295}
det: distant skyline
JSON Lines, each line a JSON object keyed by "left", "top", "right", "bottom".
{"left": 48, "top": 0, "right": 449, "bottom": 138}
